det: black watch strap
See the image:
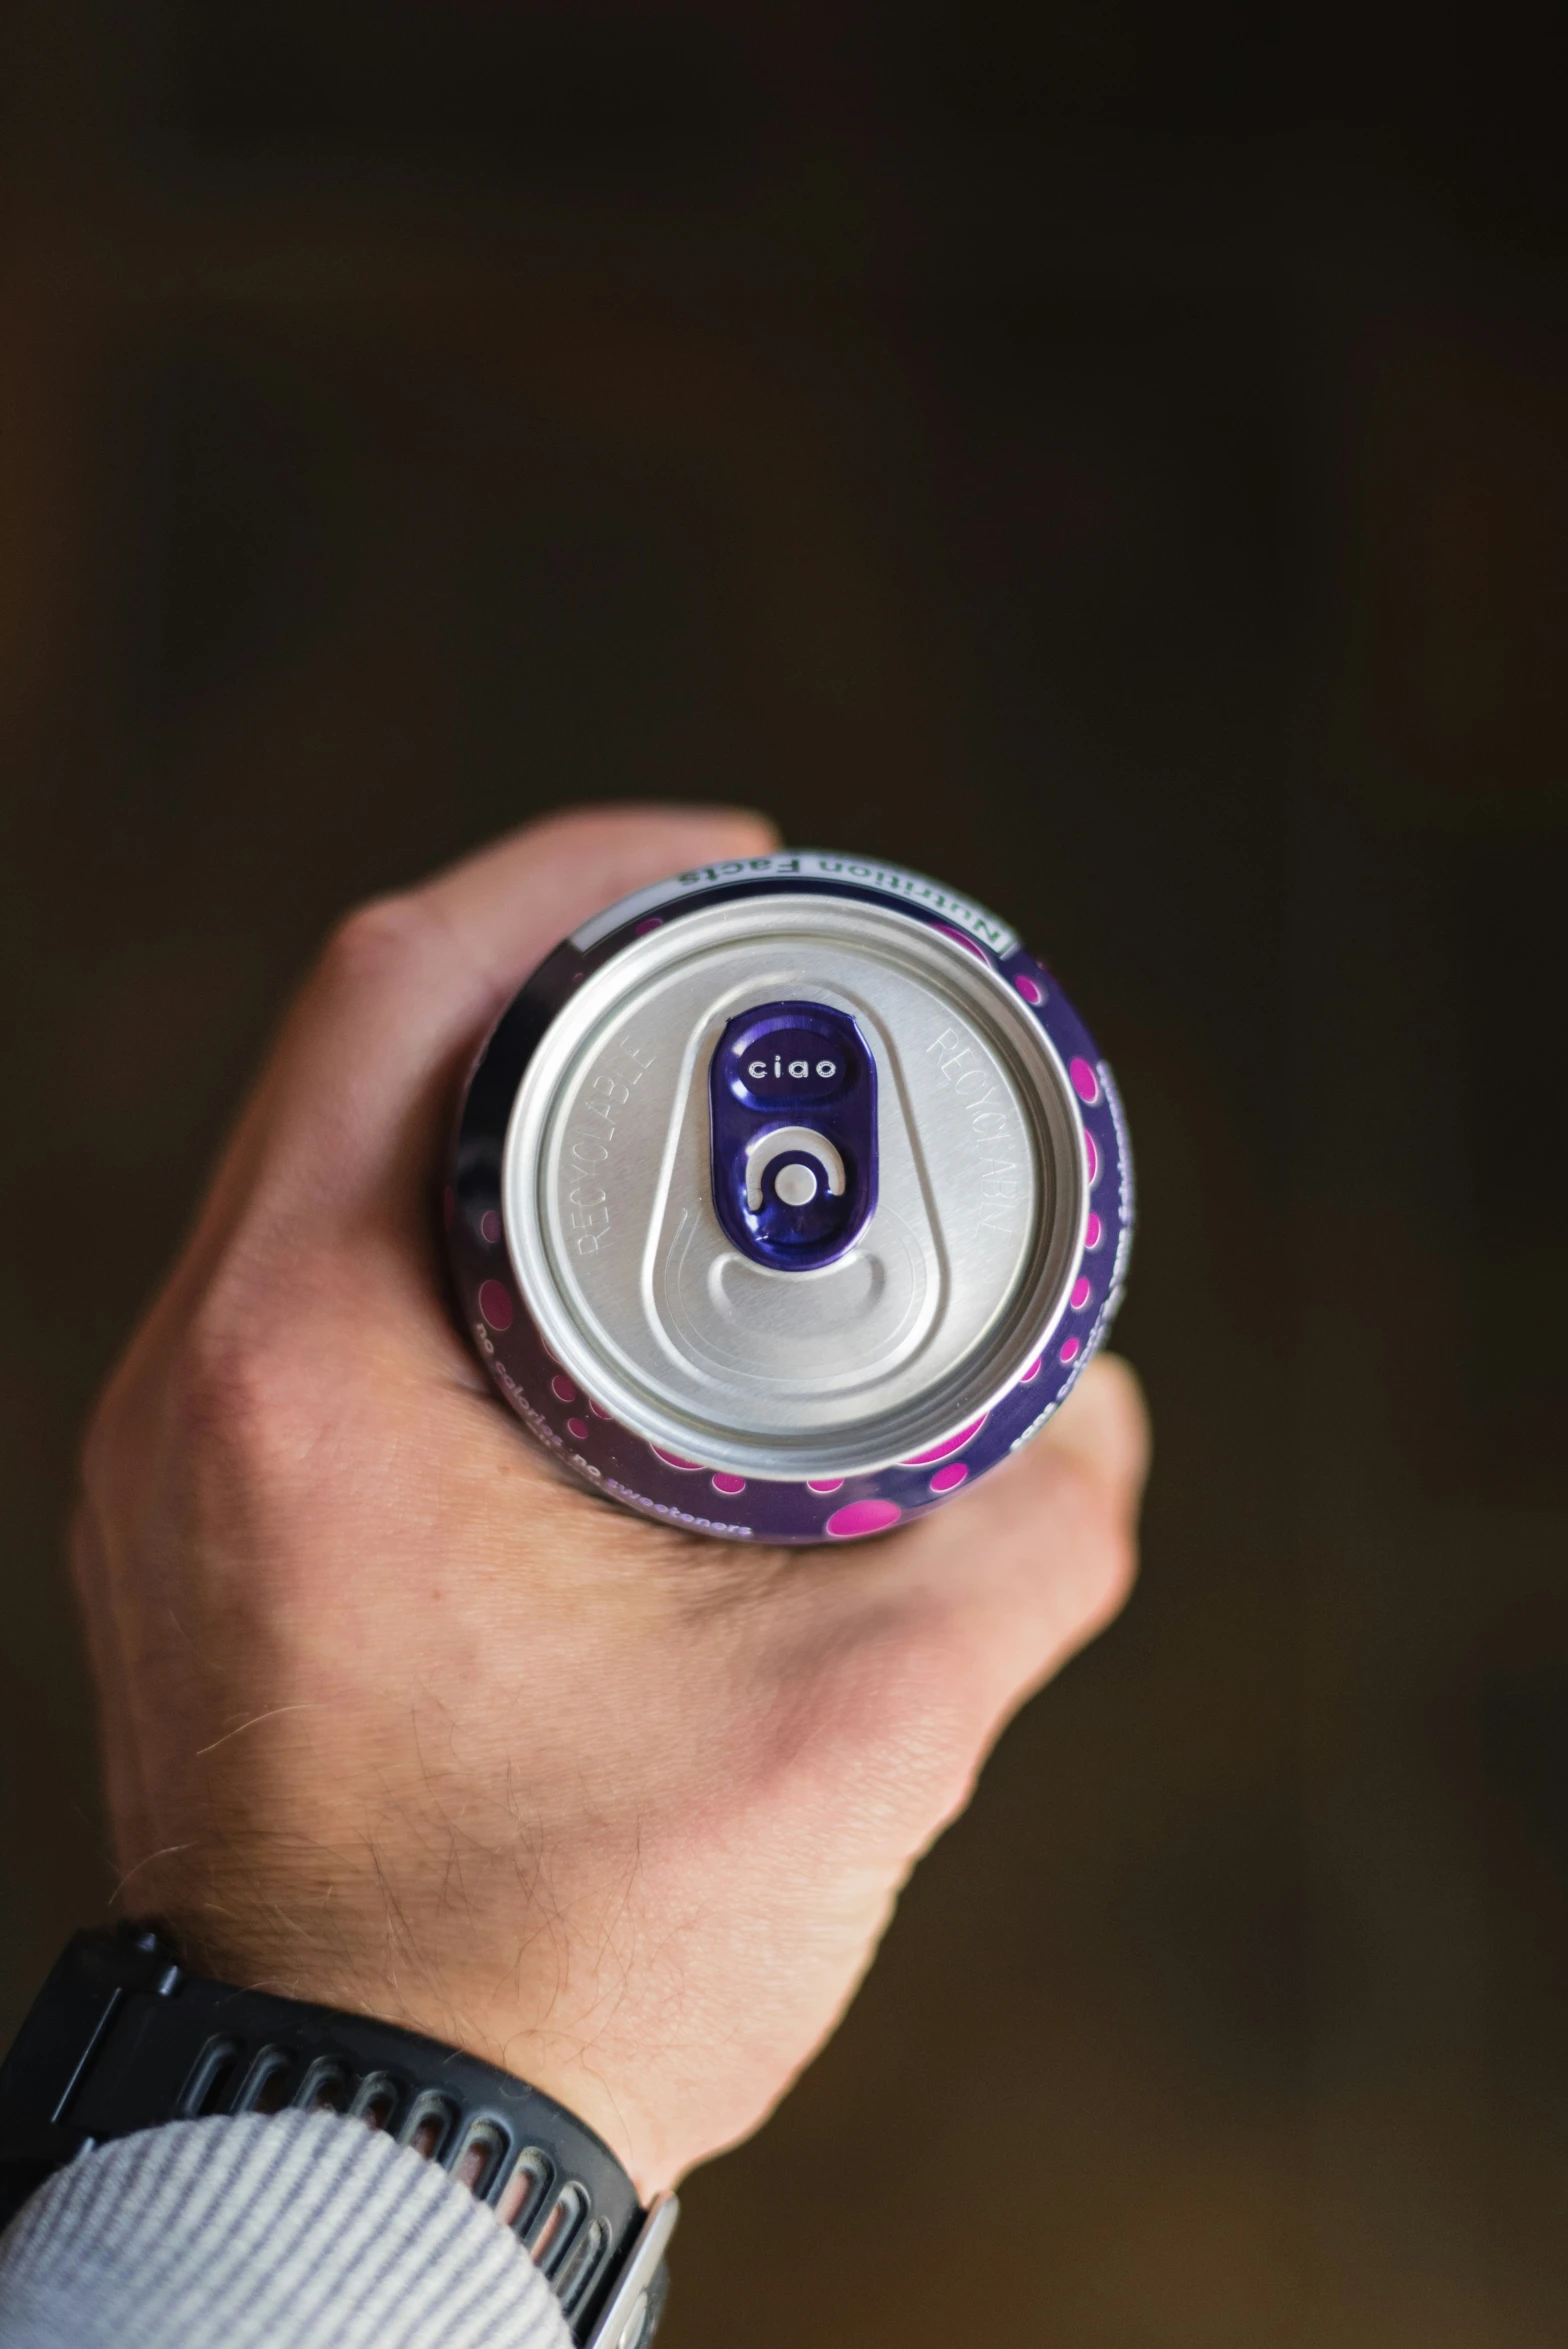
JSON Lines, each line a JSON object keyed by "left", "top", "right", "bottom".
{"left": 0, "top": 1927, "right": 674, "bottom": 2349}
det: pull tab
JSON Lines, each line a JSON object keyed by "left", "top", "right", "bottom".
{"left": 709, "top": 1001, "right": 878, "bottom": 1270}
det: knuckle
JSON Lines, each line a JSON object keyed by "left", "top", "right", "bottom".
{"left": 167, "top": 1269, "right": 333, "bottom": 1496}
{"left": 317, "top": 889, "right": 441, "bottom": 998}
{"left": 76, "top": 1290, "right": 316, "bottom": 1579}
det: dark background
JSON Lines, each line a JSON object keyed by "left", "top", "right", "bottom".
{"left": 3, "top": 2, "right": 1567, "bottom": 2341}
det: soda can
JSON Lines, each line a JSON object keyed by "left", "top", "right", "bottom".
{"left": 446, "top": 851, "right": 1131, "bottom": 1543}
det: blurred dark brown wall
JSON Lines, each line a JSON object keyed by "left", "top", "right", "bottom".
{"left": 3, "top": 3, "right": 1567, "bottom": 2342}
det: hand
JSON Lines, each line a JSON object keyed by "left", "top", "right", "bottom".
{"left": 73, "top": 806, "right": 1149, "bottom": 2195}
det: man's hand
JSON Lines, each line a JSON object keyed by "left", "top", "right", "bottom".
{"left": 72, "top": 806, "right": 1149, "bottom": 2195}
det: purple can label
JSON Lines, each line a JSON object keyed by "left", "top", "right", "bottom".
{"left": 447, "top": 854, "right": 1133, "bottom": 1543}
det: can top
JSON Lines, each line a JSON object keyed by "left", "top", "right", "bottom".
{"left": 501, "top": 891, "right": 1086, "bottom": 1480}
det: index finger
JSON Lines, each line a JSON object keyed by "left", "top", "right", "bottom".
{"left": 202, "top": 805, "right": 779, "bottom": 1247}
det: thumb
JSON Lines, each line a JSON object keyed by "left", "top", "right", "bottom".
{"left": 838, "top": 1353, "right": 1150, "bottom": 1722}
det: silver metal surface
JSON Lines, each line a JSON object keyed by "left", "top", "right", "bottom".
{"left": 744, "top": 1125, "right": 842, "bottom": 1208}
{"left": 503, "top": 895, "right": 1086, "bottom": 1479}
{"left": 566, "top": 849, "right": 1020, "bottom": 955}
{"left": 772, "top": 1160, "right": 820, "bottom": 1208}
{"left": 585, "top": 2192, "right": 679, "bottom": 2349}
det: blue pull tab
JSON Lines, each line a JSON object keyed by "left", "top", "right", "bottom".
{"left": 709, "top": 1001, "right": 878, "bottom": 1270}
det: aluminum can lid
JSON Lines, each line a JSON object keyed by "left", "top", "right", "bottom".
{"left": 501, "top": 888, "right": 1086, "bottom": 1480}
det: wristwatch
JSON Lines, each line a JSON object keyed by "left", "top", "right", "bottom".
{"left": 0, "top": 1925, "right": 675, "bottom": 2348}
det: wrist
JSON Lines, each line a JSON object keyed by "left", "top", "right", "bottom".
{"left": 1, "top": 1926, "right": 677, "bottom": 2347}
{"left": 127, "top": 1863, "right": 651, "bottom": 2189}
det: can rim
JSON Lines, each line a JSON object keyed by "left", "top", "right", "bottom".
{"left": 500, "top": 893, "right": 1088, "bottom": 1480}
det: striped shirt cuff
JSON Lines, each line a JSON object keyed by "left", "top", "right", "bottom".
{"left": 0, "top": 2109, "right": 574, "bottom": 2348}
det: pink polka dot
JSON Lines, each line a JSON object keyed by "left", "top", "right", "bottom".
{"left": 807, "top": 1477, "right": 844, "bottom": 1493}
{"left": 1084, "top": 1131, "right": 1099, "bottom": 1185}
{"left": 711, "top": 1472, "right": 747, "bottom": 1496}
{"left": 634, "top": 916, "right": 664, "bottom": 935}
{"left": 589, "top": 1398, "right": 611, "bottom": 1419}
{"left": 1084, "top": 1212, "right": 1103, "bottom": 1250}
{"left": 1071, "top": 1276, "right": 1092, "bottom": 1310}
{"left": 551, "top": 1374, "right": 575, "bottom": 1404}
{"left": 900, "top": 1415, "right": 987, "bottom": 1467}
{"left": 442, "top": 1186, "right": 456, "bottom": 1229}
{"left": 1069, "top": 1056, "right": 1100, "bottom": 1105}
{"left": 1014, "top": 974, "right": 1044, "bottom": 1005}
{"left": 934, "top": 923, "right": 988, "bottom": 960}
{"left": 1021, "top": 1355, "right": 1043, "bottom": 1383}
{"left": 826, "top": 1498, "right": 903, "bottom": 1540}
{"left": 1059, "top": 1336, "right": 1081, "bottom": 1364}
{"left": 566, "top": 1417, "right": 588, "bottom": 1440}
{"left": 477, "top": 1279, "right": 513, "bottom": 1332}
{"left": 479, "top": 1208, "right": 502, "bottom": 1245}
{"left": 929, "top": 1462, "right": 968, "bottom": 1494}
{"left": 651, "top": 1446, "right": 703, "bottom": 1471}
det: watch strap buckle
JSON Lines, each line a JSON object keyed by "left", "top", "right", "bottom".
{"left": 584, "top": 2192, "right": 679, "bottom": 2349}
